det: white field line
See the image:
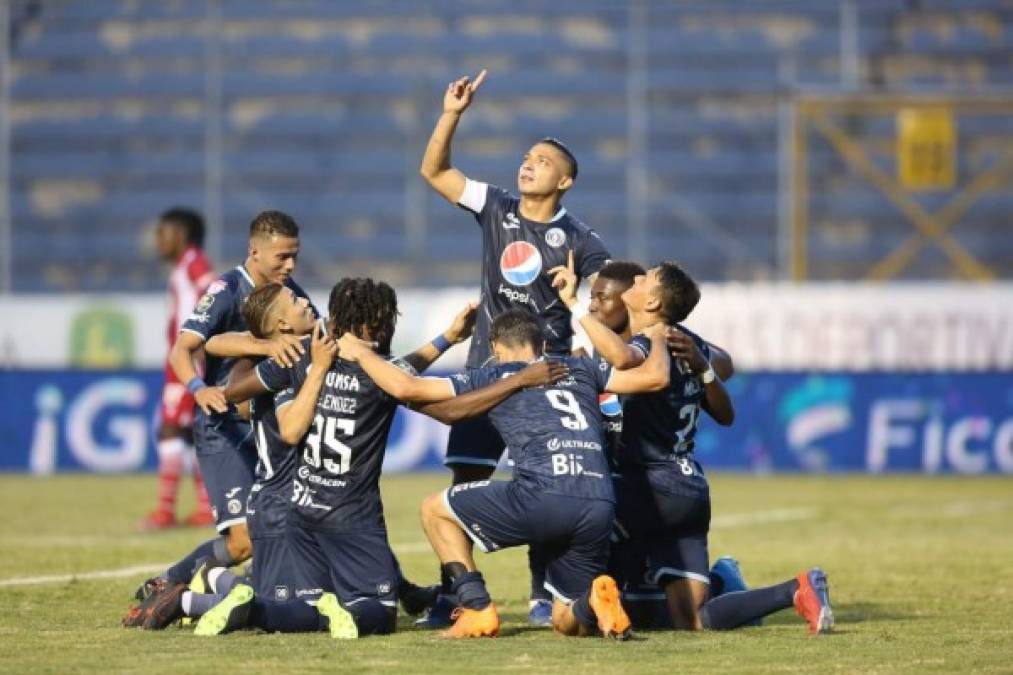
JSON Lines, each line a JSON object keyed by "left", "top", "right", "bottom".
{"left": 0, "top": 507, "right": 818, "bottom": 588}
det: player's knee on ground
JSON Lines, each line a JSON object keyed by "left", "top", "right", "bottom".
{"left": 662, "top": 577, "right": 707, "bottom": 630}
{"left": 225, "top": 523, "right": 252, "bottom": 561}
{"left": 450, "top": 464, "right": 495, "bottom": 485}
{"left": 550, "top": 599, "right": 589, "bottom": 636}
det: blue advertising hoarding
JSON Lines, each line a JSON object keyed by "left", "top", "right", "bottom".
{"left": 1, "top": 370, "right": 1011, "bottom": 474}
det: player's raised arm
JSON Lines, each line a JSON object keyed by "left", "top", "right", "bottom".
{"left": 169, "top": 330, "right": 227, "bottom": 414}
{"left": 276, "top": 322, "right": 338, "bottom": 444}
{"left": 401, "top": 301, "right": 478, "bottom": 374}
{"left": 338, "top": 333, "right": 456, "bottom": 403}
{"left": 550, "top": 250, "right": 644, "bottom": 369}
{"left": 419, "top": 69, "right": 487, "bottom": 204}
{"left": 669, "top": 328, "right": 735, "bottom": 426}
{"left": 205, "top": 330, "right": 305, "bottom": 368}
{"left": 418, "top": 360, "right": 569, "bottom": 425}
{"left": 604, "top": 324, "right": 671, "bottom": 395}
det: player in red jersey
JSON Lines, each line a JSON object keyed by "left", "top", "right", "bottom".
{"left": 141, "top": 208, "right": 218, "bottom": 530}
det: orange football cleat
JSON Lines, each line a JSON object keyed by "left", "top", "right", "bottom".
{"left": 793, "top": 567, "right": 834, "bottom": 635}
{"left": 589, "top": 575, "right": 631, "bottom": 640}
{"left": 440, "top": 603, "right": 500, "bottom": 638}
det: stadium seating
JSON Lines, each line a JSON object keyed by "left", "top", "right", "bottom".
{"left": 7, "top": 0, "right": 1011, "bottom": 290}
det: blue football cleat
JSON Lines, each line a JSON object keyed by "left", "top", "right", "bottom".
{"left": 414, "top": 593, "right": 456, "bottom": 629}
{"left": 710, "top": 556, "right": 762, "bottom": 626}
{"left": 528, "top": 599, "right": 553, "bottom": 627}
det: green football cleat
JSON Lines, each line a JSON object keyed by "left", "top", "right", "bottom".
{"left": 194, "top": 584, "right": 254, "bottom": 636}
{"left": 316, "top": 593, "right": 358, "bottom": 640}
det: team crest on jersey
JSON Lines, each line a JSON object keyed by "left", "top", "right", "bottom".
{"left": 196, "top": 293, "right": 215, "bottom": 312}
{"left": 500, "top": 241, "right": 542, "bottom": 286}
{"left": 545, "top": 227, "right": 566, "bottom": 248}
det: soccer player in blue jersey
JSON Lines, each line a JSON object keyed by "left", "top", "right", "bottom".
{"left": 420, "top": 69, "right": 612, "bottom": 625}
{"left": 338, "top": 309, "right": 675, "bottom": 639}
{"left": 183, "top": 280, "right": 566, "bottom": 638}
{"left": 553, "top": 258, "right": 835, "bottom": 635}
{"left": 123, "top": 211, "right": 315, "bottom": 627}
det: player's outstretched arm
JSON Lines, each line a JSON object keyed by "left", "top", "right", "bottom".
{"left": 401, "top": 301, "right": 478, "bottom": 374}
{"left": 339, "top": 333, "right": 455, "bottom": 403}
{"left": 205, "top": 331, "right": 305, "bottom": 367}
{"left": 604, "top": 324, "right": 671, "bottom": 394}
{"left": 669, "top": 328, "right": 735, "bottom": 426}
{"left": 550, "top": 250, "right": 644, "bottom": 369}
{"left": 277, "top": 323, "right": 338, "bottom": 444}
{"left": 222, "top": 365, "right": 269, "bottom": 404}
{"left": 418, "top": 360, "right": 569, "bottom": 424}
{"left": 707, "top": 342, "right": 735, "bottom": 381}
{"left": 170, "top": 330, "right": 227, "bottom": 414}
{"left": 420, "top": 70, "right": 487, "bottom": 204}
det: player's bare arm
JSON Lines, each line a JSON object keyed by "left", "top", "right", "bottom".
{"left": 418, "top": 360, "right": 569, "bottom": 425}
{"left": 222, "top": 364, "right": 270, "bottom": 404}
{"left": 604, "top": 324, "right": 671, "bottom": 394}
{"left": 706, "top": 342, "right": 735, "bottom": 381}
{"left": 669, "top": 328, "right": 735, "bottom": 425}
{"left": 550, "top": 250, "right": 644, "bottom": 369}
{"left": 169, "top": 329, "right": 227, "bottom": 414}
{"left": 338, "top": 332, "right": 456, "bottom": 403}
{"left": 276, "top": 322, "right": 338, "bottom": 444}
{"left": 401, "top": 301, "right": 478, "bottom": 374}
{"left": 205, "top": 330, "right": 305, "bottom": 368}
{"left": 420, "top": 69, "right": 487, "bottom": 203}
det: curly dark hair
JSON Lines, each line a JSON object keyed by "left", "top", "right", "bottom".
{"left": 160, "top": 207, "right": 206, "bottom": 248}
{"left": 327, "top": 277, "right": 399, "bottom": 355}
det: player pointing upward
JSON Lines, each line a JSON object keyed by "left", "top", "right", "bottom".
{"left": 420, "top": 69, "right": 612, "bottom": 625}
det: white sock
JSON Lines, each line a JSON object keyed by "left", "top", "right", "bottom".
{"left": 207, "top": 567, "right": 226, "bottom": 594}
{"left": 181, "top": 591, "right": 193, "bottom": 615}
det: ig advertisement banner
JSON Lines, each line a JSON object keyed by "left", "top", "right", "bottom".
{"left": 0, "top": 370, "right": 1010, "bottom": 474}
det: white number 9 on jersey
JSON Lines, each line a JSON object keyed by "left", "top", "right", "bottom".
{"left": 545, "top": 389, "right": 589, "bottom": 431}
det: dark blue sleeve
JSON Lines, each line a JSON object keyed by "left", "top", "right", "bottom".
{"left": 256, "top": 358, "right": 292, "bottom": 392}
{"left": 274, "top": 385, "right": 296, "bottom": 408}
{"left": 181, "top": 281, "right": 234, "bottom": 341}
{"left": 629, "top": 334, "right": 652, "bottom": 359}
{"left": 466, "top": 184, "right": 512, "bottom": 229}
{"left": 575, "top": 230, "right": 612, "bottom": 279}
{"left": 448, "top": 365, "right": 502, "bottom": 396}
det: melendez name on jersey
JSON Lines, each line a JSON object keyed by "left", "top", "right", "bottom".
{"left": 180, "top": 266, "right": 315, "bottom": 394}
{"left": 458, "top": 180, "right": 611, "bottom": 365}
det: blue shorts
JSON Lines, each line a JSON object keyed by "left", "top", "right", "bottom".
{"left": 251, "top": 534, "right": 297, "bottom": 602}
{"left": 287, "top": 524, "right": 398, "bottom": 611}
{"left": 246, "top": 482, "right": 288, "bottom": 539}
{"left": 194, "top": 417, "right": 257, "bottom": 533}
{"left": 613, "top": 468, "right": 711, "bottom": 585}
{"left": 443, "top": 414, "right": 505, "bottom": 468}
{"left": 444, "top": 479, "right": 613, "bottom": 603}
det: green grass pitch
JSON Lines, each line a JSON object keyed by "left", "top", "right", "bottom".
{"left": 1, "top": 473, "right": 1011, "bottom": 673}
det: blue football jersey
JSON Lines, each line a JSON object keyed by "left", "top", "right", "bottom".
{"left": 450, "top": 356, "right": 615, "bottom": 501}
{"left": 256, "top": 346, "right": 416, "bottom": 531}
{"left": 617, "top": 326, "right": 712, "bottom": 472}
{"left": 247, "top": 386, "right": 296, "bottom": 537}
{"left": 180, "top": 265, "right": 316, "bottom": 422}
{"left": 459, "top": 181, "right": 611, "bottom": 367}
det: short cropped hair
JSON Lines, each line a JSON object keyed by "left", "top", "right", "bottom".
{"left": 654, "top": 261, "right": 700, "bottom": 323}
{"left": 598, "top": 260, "right": 645, "bottom": 289}
{"left": 250, "top": 210, "right": 299, "bottom": 239}
{"left": 490, "top": 308, "right": 542, "bottom": 349}
{"left": 160, "top": 207, "right": 205, "bottom": 248}
{"left": 242, "top": 283, "right": 285, "bottom": 339}
{"left": 538, "top": 137, "right": 578, "bottom": 181}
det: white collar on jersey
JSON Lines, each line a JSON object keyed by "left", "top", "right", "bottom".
{"left": 236, "top": 265, "right": 256, "bottom": 287}
{"left": 550, "top": 207, "right": 567, "bottom": 223}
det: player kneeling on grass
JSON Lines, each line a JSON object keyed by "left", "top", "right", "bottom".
{"left": 170, "top": 279, "right": 564, "bottom": 638}
{"left": 554, "top": 256, "right": 834, "bottom": 635}
{"left": 338, "top": 309, "right": 673, "bottom": 639}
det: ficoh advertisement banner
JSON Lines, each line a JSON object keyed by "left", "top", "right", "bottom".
{"left": 2, "top": 370, "right": 1010, "bottom": 475}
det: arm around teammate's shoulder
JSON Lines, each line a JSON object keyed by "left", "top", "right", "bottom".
{"left": 604, "top": 325, "right": 670, "bottom": 394}
{"left": 338, "top": 333, "right": 455, "bottom": 403}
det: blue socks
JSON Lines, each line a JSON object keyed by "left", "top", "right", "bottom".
{"left": 700, "top": 579, "right": 799, "bottom": 630}
{"left": 528, "top": 545, "right": 551, "bottom": 602}
{"left": 163, "top": 538, "right": 218, "bottom": 585}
